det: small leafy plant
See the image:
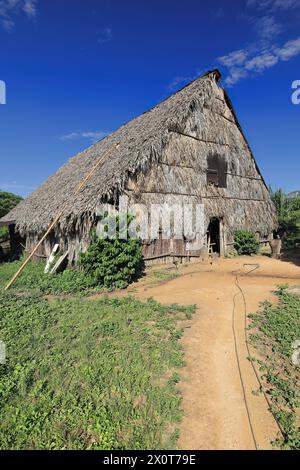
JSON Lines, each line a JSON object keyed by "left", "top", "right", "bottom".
{"left": 79, "top": 214, "right": 144, "bottom": 290}
{"left": 234, "top": 230, "right": 259, "bottom": 255}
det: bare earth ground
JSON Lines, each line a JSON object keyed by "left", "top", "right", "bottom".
{"left": 101, "top": 255, "right": 300, "bottom": 450}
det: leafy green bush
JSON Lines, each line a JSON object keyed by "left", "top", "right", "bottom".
{"left": 0, "top": 191, "right": 22, "bottom": 245}
{"left": 0, "top": 190, "right": 22, "bottom": 219}
{"left": 234, "top": 230, "right": 259, "bottom": 255}
{"left": 271, "top": 189, "right": 300, "bottom": 249}
{"left": 80, "top": 215, "right": 144, "bottom": 290}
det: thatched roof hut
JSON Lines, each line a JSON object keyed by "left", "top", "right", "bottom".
{"left": 1, "top": 69, "right": 277, "bottom": 263}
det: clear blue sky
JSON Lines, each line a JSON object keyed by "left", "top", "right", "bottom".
{"left": 0, "top": 0, "right": 299, "bottom": 197}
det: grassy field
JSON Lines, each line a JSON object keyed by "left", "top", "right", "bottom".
{"left": 0, "top": 258, "right": 99, "bottom": 294}
{"left": 0, "top": 261, "right": 195, "bottom": 449}
{"left": 249, "top": 286, "right": 300, "bottom": 449}
{"left": 0, "top": 259, "right": 180, "bottom": 295}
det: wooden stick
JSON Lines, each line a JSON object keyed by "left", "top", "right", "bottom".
{"left": 5, "top": 211, "right": 64, "bottom": 290}
{"left": 4, "top": 143, "right": 119, "bottom": 290}
{"left": 143, "top": 252, "right": 200, "bottom": 261}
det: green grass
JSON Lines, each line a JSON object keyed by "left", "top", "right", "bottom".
{"left": 0, "top": 290, "right": 195, "bottom": 449}
{"left": 0, "top": 259, "right": 99, "bottom": 295}
{"left": 0, "top": 261, "right": 180, "bottom": 296}
{"left": 148, "top": 270, "right": 179, "bottom": 286}
{"left": 248, "top": 286, "right": 300, "bottom": 449}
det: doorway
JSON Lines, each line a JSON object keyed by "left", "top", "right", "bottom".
{"left": 207, "top": 217, "right": 220, "bottom": 255}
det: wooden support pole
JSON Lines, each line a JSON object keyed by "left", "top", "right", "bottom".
{"left": 4, "top": 143, "right": 119, "bottom": 291}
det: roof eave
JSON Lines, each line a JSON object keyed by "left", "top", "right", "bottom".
{"left": 0, "top": 219, "right": 15, "bottom": 227}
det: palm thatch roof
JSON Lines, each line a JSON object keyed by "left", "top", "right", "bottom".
{"left": 0, "top": 69, "right": 267, "bottom": 234}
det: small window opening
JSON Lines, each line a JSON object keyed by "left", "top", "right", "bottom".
{"left": 207, "top": 168, "right": 219, "bottom": 186}
{"left": 206, "top": 153, "right": 227, "bottom": 188}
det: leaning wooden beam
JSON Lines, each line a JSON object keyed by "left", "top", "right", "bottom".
{"left": 4, "top": 143, "right": 119, "bottom": 291}
{"left": 226, "top": 239, "right": 270, "bottom": 246}
{"left": 44, "top": 243, "right": 59, "bottom": 273}
{"left": 50, "top": 251, "right": 69, "bottom": 274}
{"left": 144, "top": 252, "right": 200, "bottom": 261}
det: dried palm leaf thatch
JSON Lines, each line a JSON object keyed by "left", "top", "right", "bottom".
{"left": 0, "top": 71, "right": 223, "bottom": 233}
{"left": 1, "top": 69, "right": 277, "bottom": 263}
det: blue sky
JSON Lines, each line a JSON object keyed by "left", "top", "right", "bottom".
{"left": 0, "top": 0, "right": 299, "bottom": 197}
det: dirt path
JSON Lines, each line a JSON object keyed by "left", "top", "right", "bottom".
{"left": 109, "top": 256, "right": 300, "bottom": 449}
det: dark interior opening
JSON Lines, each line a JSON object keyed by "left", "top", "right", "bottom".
{"left": 0, "top": 224, "right": 24, "bottom": 262}
{"left": 207, "top": 217, "right": 220, "bottom": 254}
{"left": 207, "top": 153, "right": 228, "bottom": 188}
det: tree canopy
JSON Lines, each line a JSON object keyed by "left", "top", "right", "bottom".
{"left": 0, "top": 191, "right": 23, "bottom": 219}
{"left": 271, "top": 189, "right": 300, "bottom": 248}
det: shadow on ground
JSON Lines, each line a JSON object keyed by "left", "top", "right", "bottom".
{"left": 280, "top": 248, "right": 300, "bottom": 268}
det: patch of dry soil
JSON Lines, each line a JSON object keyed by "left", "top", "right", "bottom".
{"left": 106, "top": 256, "right": 300, "bottom": 450}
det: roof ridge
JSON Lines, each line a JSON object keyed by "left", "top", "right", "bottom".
{"left": 89, "top": 68, "right": 222, "bottom": 150}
